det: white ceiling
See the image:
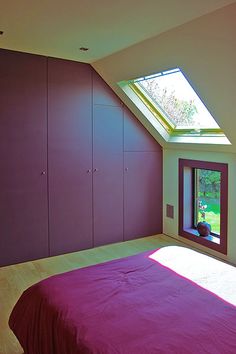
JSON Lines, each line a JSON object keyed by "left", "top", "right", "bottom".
{"left": 0, "top": 0, "right": 235, "bottom": 63}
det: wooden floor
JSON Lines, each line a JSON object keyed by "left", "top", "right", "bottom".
{"left": 0, "top": 234, "right": 183, "bottom": 354}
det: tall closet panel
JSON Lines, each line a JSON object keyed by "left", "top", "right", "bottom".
{"left": 48, "top": 59, "right": 93, "bottom": 256}
{"left": 93, "top": 105, "right": 124, "bottom": 246}
{"left": 124, "top": 151, "right": 163, "bottom": 241}
{"left": 0, "top": 50, "right": 48, "bottom": 266}
{"left": 124, "top": 107, "right": 160, "bottom": 152}
{"left": 93, "top": 71, "right": 122, "bottom": 107}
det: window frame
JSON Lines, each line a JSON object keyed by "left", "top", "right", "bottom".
{"left": 129, "top": 81, "right": 224, "bottom": 137}
{"left": 193, "top": 168, "right": 221, "bottom": 238}
{"left": 179, "top": 159, "right": 228, "bottom": 254}
{"left": 118, "top": 70, "right": 231, "bottom": 145}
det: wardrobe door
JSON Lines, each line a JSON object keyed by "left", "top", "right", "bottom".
{"left": 124, "top": 151, "right": 163, "bottom": 241}
{"left": 0, "top": 50, "right": 48, "bottom": 266}
{"left": 124, "top": 107, "right": 159, "bottom": 152}
{"left": 48, "top": 58, "right": 93, "bottom": 256}
{"left": 93, "top": 105, "right": 124, "bottom": 246}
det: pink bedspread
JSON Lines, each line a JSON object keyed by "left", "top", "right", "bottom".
{"left": 9, "top": 250, "right": 236, "bottom": 354}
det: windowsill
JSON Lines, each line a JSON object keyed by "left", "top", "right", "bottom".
{"left": 184, "top": 228, "right": 220, "bottom": 245}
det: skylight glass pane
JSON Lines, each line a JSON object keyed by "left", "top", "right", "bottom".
{"left": 137, "top": 68, "right": 220, "bottom": 130}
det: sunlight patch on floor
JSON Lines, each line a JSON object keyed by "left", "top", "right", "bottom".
{"left": 149, "top": 246, "right": 236, "bottom": 306}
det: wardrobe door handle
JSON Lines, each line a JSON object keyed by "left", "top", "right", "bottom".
{"left": 94, "top": 168, "right": 99, "bottom": 172}
{"left": 87, "top": 169, "right": 92, "bottom": 173}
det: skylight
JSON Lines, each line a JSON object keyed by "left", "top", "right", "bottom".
{"left": 118, "top": 68, "right": 230, "bottom": 145}
{"left": 135, "top": 68, "right": 219, "bottom": 130}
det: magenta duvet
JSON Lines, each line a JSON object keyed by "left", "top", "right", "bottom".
{"left": 9, "top": 249, "right": 236, "bottom": 354}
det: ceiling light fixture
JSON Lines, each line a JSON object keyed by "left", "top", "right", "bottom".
{"left": 79, "top": 47, "right": 89, "bottom": 51}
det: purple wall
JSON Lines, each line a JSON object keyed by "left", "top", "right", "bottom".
{"left": 0, "top": 49, "right": 163, "bottom": 266}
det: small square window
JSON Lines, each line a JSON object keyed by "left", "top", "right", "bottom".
{"left": 179, "top": 159, "right": 228, "bottom": 254}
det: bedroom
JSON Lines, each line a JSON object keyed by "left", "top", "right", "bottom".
{"left": 1, "top": 1, "right": 236, "bottom": 353}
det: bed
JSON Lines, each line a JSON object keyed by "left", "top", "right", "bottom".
{"left": 9, "top": 246, "right": 236, "bottom": 354}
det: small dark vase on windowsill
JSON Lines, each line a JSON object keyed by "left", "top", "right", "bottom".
{"left": 197, "top": 221, "right": 211, "bottom": 237}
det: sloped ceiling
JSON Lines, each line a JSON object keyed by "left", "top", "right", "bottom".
{"left": 93, "top": 2, "right": 236, "bottom": 153}
{"left": 0, "top": 0, "right": 235, "bottom": 62}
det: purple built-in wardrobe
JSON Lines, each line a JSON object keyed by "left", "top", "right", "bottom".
{"left": 0, "top": 49, "right": 162, "bottom": 266}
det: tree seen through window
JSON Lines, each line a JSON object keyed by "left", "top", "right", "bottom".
{"left": 194, "top": 169, "right": 221, "bottom": 235}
